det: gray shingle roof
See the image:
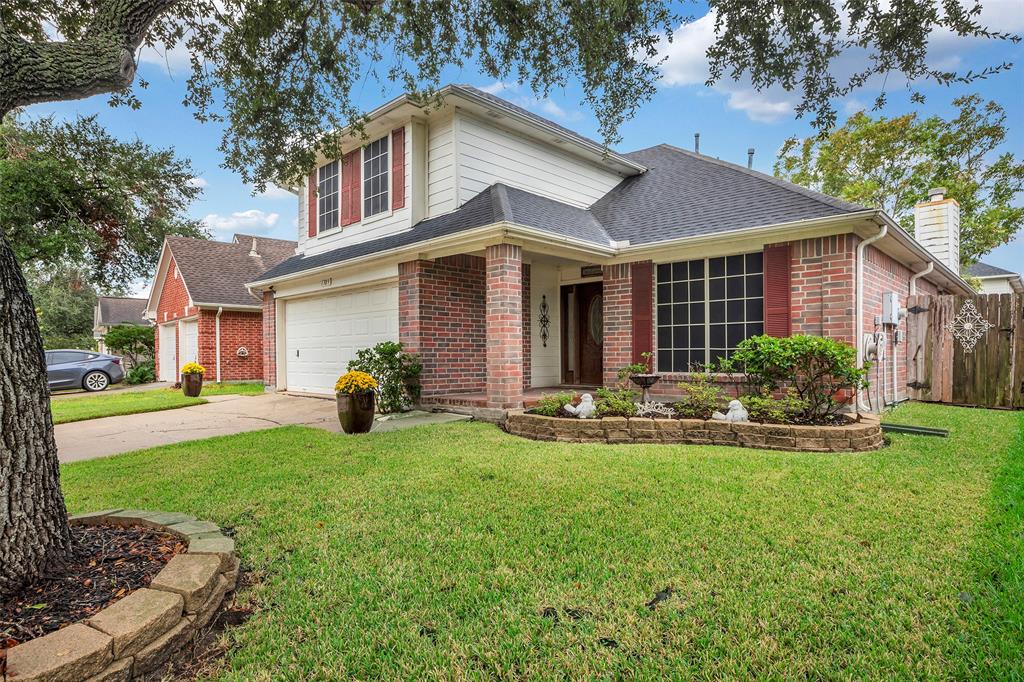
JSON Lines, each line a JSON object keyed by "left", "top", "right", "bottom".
{"left": 254, "top": 144, "right": 869, "bottom": 283}
{"left": 97, "top": 297, "right": 150, "bottom": 326}
{"left": 168, "top": 234, "right": 296, "bottom": 306}
{"left": 966, "top": 261, "right": 1018, "bottom": 277}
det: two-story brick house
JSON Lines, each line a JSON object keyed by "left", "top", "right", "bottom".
{"left": 248, "top": 84, "right": 971, "bottom": 414}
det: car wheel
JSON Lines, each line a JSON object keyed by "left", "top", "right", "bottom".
{"left": 83, "top": 371, "right": 110, "bottom": 392}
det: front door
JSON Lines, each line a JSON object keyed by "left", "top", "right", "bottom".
{"left": 578, "top": 283, "right": 603, "bottom": 384}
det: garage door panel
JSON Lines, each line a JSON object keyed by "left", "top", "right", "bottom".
{"left": 284, "top": 284, "right": 399, "bottom": 394}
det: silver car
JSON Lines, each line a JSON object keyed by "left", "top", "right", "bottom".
{"left": 45, "top": 350, "right": 126, "bottom": 392}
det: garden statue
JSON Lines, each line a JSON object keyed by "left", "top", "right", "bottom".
{"left": 564, "top": 393, "right": 597, "bottom": 419}
{"left": 712, "top": 399, "right": 749, "bottom": 423}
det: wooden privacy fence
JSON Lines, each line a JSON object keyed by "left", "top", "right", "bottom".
{"left": 906, "top": 293, "right": 1024, "bottom": 409}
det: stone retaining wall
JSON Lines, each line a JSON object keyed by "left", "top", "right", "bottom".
{"left": 6, "top": 510, "right": 239, "bottom": 681}
{"left": 506, "top": 412, "right": 883, "bottom": 452}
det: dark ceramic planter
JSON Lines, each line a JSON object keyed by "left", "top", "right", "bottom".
{"left": 629, "top": 373, "right": 661, "bottom": 402}
{"left": 336, "top": 390, "right": 376, "bottom": 434}
{"left": 182, "top": 373, "right": 203, "bottom": 397}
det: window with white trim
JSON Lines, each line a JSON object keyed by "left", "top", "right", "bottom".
{"left": 362, "top": 136, "right": 389, "bottom": 218}
{"left": 656, "top": 252, "right": 764, "bottom": 371}
{"left": 317, "top": 160, "right": 339, "bottom": 232}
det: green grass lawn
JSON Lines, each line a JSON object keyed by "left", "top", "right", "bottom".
{"left": 60, "top": 403, "right": 1023, "bottom": 679}
{"left": 51, "top": 382, "right": 265, "bottom": 424}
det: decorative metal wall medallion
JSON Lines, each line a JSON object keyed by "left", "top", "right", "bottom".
{"left": 945, "top": 300, "right": 994, "bottom": 353}
{"left": 539, "top": 295, "right": 550, "bottom": 347}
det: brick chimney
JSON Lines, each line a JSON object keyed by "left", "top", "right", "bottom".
{"left": 914, "top": 188, "right": 960, "bottom": 274}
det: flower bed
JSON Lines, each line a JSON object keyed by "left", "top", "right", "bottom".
{"left": 3, "top": 510, "right": 239, "bottom": 681}
{"left": 506, "top": 412, "right": 883, "bottom": 452}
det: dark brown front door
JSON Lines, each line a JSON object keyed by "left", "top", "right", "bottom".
{"left": 577, "top": 283, "right": 603, "bottom": 384}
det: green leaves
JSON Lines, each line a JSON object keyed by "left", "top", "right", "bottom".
{"left": 346, "top": 341, "right": 422, "bottom": 414}
{"left": 775, "top": 95, "right": 1024, "bottom": 267}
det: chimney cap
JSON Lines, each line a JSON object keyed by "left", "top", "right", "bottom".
{"left": 928, "top": 187, "right": 947, "bottom": 201}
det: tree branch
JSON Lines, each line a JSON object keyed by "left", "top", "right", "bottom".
{"left": 0, "top": 0, "right": 179, "bottom": 116}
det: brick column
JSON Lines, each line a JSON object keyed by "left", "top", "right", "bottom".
{"left": 486, "top": 244, "right": 524, "bottom": 408}
{"left": 522, "top": 263, "right": 531, "bottom": 390}
{"left": 602, "top": 263, "right": 633, "bottom": 387}
{"left": 398, "top": 260, "right": 424, "bottom": 354}
{"left": 261, "top": 291, "right": 276, "bottom": 390}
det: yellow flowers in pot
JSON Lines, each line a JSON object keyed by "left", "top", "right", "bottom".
{"left": 335, "top": 370, "right": 378, "bottom": 394}
{"left": 181, "top": 362, "right": 205, "bottom": 375}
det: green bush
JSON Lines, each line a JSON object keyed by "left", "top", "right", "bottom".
{"left": 125, "top": 360, "right": 155, "bottom": 385}
{"left": 347, "top": 342, "right": 422, "bottom": 414}
{"left": 105, "top": 324, "right": 155, "bottom": 367}
{"left": 673, "top": 372, "right": 723, "bottom": 419}
{"left": 594, "top": 387, "right": 638, "bottom": 417}
{"left": 730, "top": 335, "right": 867, "bottom": 422}
{"left": 530, "top": 391, "right": 577, "bottom": 417}
{"left": 740, "top": 389, "right": 808, "bottom": 424}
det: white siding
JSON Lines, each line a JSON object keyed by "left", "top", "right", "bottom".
{"left": 427, "top": 115, "right": 456, "bottom": 217}
{"left": 296, "top": 181, "right": 308, "bottom": 249}
{"left": 530, "top": 261, "right": 561, "bottom": 387}
{"left": 455, "top": 113, "right": 622, "bottom": 209}
{"left": 977, "top": 277, "right": 1016, "bottom": 295}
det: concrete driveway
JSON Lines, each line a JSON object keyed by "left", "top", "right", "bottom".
{"left": 56, "top": 393, "right": 469, "bottom": 463}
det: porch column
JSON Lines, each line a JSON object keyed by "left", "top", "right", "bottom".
{"left": 602, "top": 263, "right": 633, "bottom": 386}
{"left": 486, "top": 244, "right": 524, "bottom": 409}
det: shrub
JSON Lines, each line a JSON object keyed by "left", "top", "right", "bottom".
{"left": 740, "top": 390, "right": 808, "bottom": 424}
{"left": 104, "top": 324, "right": 155, "bottom": 367}
{"left": 347, "top": 342, "right": 422, "bottom": 414}
{"left": 615, "top": 351, "right": 654, "bottom": 386}
{"left": 530, "top": 391, "right": 576, "bottom": 417}
{"left": 594, "top": 387, "right": 638, "bottom": 417}
{"left": 125, "top": 360, "right": 155, "bottom": 385}
{"left": 673, "top": 372, "right": 723, "bottom": 419}
{"left": 730, "top": 335, "right": 868, "bottom": 421}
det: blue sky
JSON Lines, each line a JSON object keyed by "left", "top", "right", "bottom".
{"left": 28, "top": 2, "right": 1023, "bottom": 293}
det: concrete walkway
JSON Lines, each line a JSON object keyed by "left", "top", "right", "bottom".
{"left": 56, "top": 393, "right": 471, "bottom": 463}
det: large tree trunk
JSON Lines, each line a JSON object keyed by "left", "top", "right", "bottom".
{"left": 0, "top": 235, "right": 73, "bottom": 598}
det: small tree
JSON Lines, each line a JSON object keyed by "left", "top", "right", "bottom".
{"left": 26, "top": 266, "right": 98, "bottom": 350}
{"left": 104, "top": 324, "right": 155, "bottom": 367}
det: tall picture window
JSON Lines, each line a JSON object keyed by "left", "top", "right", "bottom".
{"left": 362, "top": 136, "right": 389, "bottom": 218}
{"left": 656, "top": 252, "right": 764, "bottom": 371}
{"left": 317, "top": 160, "right": 339, "bottom": 232}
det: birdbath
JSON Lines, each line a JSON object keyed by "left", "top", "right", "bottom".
{"left": 629, "top": 374, "right": 661, "bottom": 403}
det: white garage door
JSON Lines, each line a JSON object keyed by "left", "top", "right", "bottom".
{"left": 284, "top": 284, "right": 400, "bottom": 394}
{"left": 158, "top": 323, "right": 177, "bottom": 381}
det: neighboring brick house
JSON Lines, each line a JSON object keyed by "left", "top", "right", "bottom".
{"left": 246, "top": 84, "right": 971, "bottom": 414}
{"left": 93, "top": 296, "right": 151, "bottom": 356}
{"left": 145, "top": 234, "right": 296, "bottom": 382}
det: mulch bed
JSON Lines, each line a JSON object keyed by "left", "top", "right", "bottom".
{"left": 1, "top": 524, "right": 185, "bottom": 647}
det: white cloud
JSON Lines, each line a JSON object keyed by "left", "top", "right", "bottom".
{"left": 253, "top": 182, "right": 295, "bottom": 200}
{"left": 137, "top": 41, "right": 194, "bottom": 75}
{"left": 475, "top": 82, "right": 583, "bottom": 122}
{"left": 187, "top": 177, "right": 208, "bottom": 189}
{"left": 479, "top": 81, "right": 511, "bottom": 95}
{"left": 202, "top": 209, "right": 280, "bottom": 235}
{"left": 657, "top": 4, "right": 1024, "bottom": 124}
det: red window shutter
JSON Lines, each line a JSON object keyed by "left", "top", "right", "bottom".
{"left": 631, "top": 261, "right": 654, "bottom": 364}
{"left": 391, "top": 127, "right": 406, "bottom": 210}
{"left": 307, "top": 170, "right": 317, "bottom": 237}
{"left": 341, "top": 149, "right": 361, "bottom": 226}
{"left": 763, "top": 244, "right": 792, "bottom": 337}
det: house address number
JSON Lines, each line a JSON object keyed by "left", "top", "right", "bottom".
{"left": 321, "top": 277, "right": 333, "bottom": 287}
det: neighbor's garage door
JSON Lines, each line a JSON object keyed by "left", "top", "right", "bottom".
{"left": 284, "top": 284, "right": 399, "bottom": 394}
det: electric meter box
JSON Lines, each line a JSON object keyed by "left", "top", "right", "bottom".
{"left": 881, "top": 292, "right": 901, "bottom": 326}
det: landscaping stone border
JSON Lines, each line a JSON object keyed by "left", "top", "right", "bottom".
{"left": 6, "top": 510, "right": 239, "bottom": 682}
{"left": 506, "top": 412, "right": 883, "bottom": 452}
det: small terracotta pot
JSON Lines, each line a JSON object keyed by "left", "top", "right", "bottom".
{"left": 337, "top": 390, "right": 376, "bottom": 434}
{"left": 182, "top": 373, "right": 203, "bottom": 397}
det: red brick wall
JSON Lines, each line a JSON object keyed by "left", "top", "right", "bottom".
{"left": 262, "top": 291, "right": 276, "bottom": 388}
{"left": 789, "top": 235, "right": 856, "bottom": 344}
{"left": 485, "top": 244, "right": 524, "bottom": 408}
{"left": 399, "top": 255, "right": 488, "bottom": 396}
{"left": 196, "top": 310, "right": 264, "bottom": 382}
{"left": 602, "top": 263, "right": 634, "bottom": 386}
{"left": 522, "top": 264, "right": 531, "bottom": 390}
{"left": 153, "top": 256, "right": 195, "bottom": 377}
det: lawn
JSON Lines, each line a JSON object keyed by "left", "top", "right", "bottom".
{"left": 50, "top": 382, "right": 265, "bottom": 424}
{"left": 60, "top": 403, "right": 1023, "bottom": 679}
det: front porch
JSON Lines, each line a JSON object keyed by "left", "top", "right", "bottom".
{"left": 397, "top": 242, "right": 653, "bottom": 412}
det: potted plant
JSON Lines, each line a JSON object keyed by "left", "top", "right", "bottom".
{"left": 180, "top": 362, "right": 205, "bottom": 397}
{"left": 335, "top": 370, "right": 378, "bottom": 434}
{"left": 619, "top": 352, "right": 660, "bottom": 402}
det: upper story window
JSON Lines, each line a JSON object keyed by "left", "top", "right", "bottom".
{"left": 318, "top": 160, "right": 339, "bottom": 232}
{"left": 362, "top": 136, "right": 389, "bottom": 218}
{"left": 656, "top": 252, "right": 764, "bottom": 372}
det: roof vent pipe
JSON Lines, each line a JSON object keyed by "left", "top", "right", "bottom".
{"left": 747, "top": 148, "right": 755, "bottom": 169}
{"left": 694, "top": 133, "right": 700, "bottom": 154}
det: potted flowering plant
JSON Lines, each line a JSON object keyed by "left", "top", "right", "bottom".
{"left": 180, "top": 362, "right": 205, "bottom": 397}
{"left": 335, "top": 370, "right": 378, "bottom": 434}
